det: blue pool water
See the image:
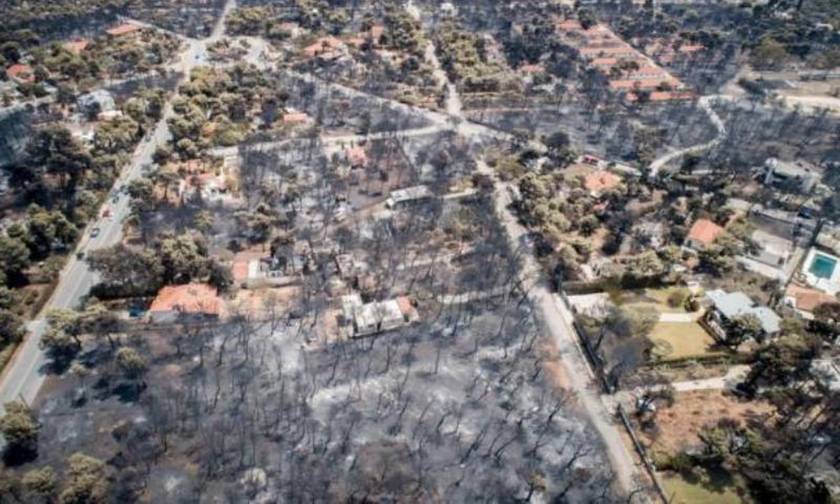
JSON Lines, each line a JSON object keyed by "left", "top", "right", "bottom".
{"left": 809, "top": 253, "right": 838, "bottom": 280}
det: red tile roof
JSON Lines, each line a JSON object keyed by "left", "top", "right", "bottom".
{"left": 679, "top": 44, "right": 704, "bottom": 53}
{"left": 687, "top": 219, "right": 724, "bottom": 246}
{"left": 345, "top": 145, "right": 368, "bottom": 167}
{"left": 397, "top": 296, "right": 416, "bottom": 318}
{"left": 6, "top": 64, "right": 34, "bottom": 83}
{"left": 609, "top": 78, "right": 675, "bottom": 90}
{"left": 584, "top": 170, "right": 621, "bottom": 193}
{"left": 149, "top": 283, "right": 222, "bottom": 316}
{"left": 519, "top": 63, "right": 545, "bottom": 74}
{"left": 106, "top": 23, "right": 142, "bottom": 37}
{"left": 63, "top": 39, "right": 89, "bottom": 55}
{"left": 787, "top": 284, "right": 837, "bottom": 312}
{"left": 303, "top": 36, "right": 344, "bottom": 57}
{"left": 369, "top": 24, "right": 385, "bottom": 40}
{"left": 282, "top": 111, "right": 310, "bottom": 124}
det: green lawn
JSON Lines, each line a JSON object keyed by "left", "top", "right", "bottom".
{"left": 661, "top": 469, "right": 748, "bottom": 504}
{"left": 648, "top": 322, "right": 720, "bottom": 360}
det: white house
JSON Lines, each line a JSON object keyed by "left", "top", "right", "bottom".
{"left": 340, "top": 294, "right": 418, "bottom": 337}
{"left": 762, "top": 158, "right": 819, "bottom": 193}
{"left": 704, "top": 289, "right": 781, "bottom": 342}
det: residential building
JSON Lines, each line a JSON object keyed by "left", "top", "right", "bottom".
{"left": 762, "top": 158, "right": 819, "bottom": 193}
{"left": 106, "top": 23, "right": 143, "bottom": 38}
{"left": 685, "top": 218, "right": 724, "bottom": 250}
{"left": 149, "top": 283, "right": 222, "bottom": 323}
{"left": 747, "top": 229, "right": 792, "bottom": 268}
{"left": 340, "top": 294, "right": 418, "bottom": 337}
{"left": 5, "top": 64, "right": 34, "bottom": 84}
{"left": 281, "top": 110, "right": 311, "bottom": 125}
{"left": 335, "top": 253, "right": 366, "bottom": 281}
{"left": 63, "top": 39, "right": 89, "bottom": 55}
{"left": 302, "top": 36, "right": 347, "bottom": 60}
{"left": 518, "top": 63, "right": 545, "bottom": 75}
{"left": 77, "top": 90, "right": 116, "bottom": 116}
{"left": 345, "top": 145, "right": 368, "bottom": 168}
{"left": 386, "top": 185, "right": 432, "bottom": 208}
{"left": 178, "top": 172, "right": 235, "bottom": 205}
{"left": 815, "top": 222, "right": 840, "bottom": 256}
{"left": 703, "top": 289, "right": 781, "bottom": 342}
{"left": 98, "top": 110, "right": 124, "bottom": 121}
{"left": 784, "top": 283, "right": 837, "bottom": 320}
{"left": 748, "top": 204, "right": 817, "bottom": 244}
{"left": 583, "top": 170, "right": 621, "bottom": 196}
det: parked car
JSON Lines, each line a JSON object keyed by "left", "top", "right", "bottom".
{"left": 90, "top": 227, "right": 100, "bottom": 238}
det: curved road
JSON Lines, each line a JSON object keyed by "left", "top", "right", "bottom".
{"left": 649, "top": 95, "right": 727, "bottom": 177}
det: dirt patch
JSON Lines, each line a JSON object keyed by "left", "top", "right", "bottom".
{"left": 541, "top": 340, "right": 571, "bottom": 390}
{"left": 639, "top": 390, "right": 774, "bottom": 455}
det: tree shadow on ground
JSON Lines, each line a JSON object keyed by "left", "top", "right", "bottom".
{"left": 2, "top": 444, "right": 37, "bottom": 467}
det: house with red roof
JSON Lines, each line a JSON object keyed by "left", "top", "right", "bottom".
{"left": 282, "top": 110, "right": 311, "bottom": 125}
{"left": 583, "top": 170, "right": 622, "bottom": 196}
{"left": 303, "top": 36, "right": 346, "bottom": 60}
{"left": 63, "top": 39, "right": 89, "bottom": 55}
{"left": 686, "top": 218, "right": 725, "bottom": 250}
{"left": 345, "top": 145, "right": 368, "bottom": 168}
{"left": 784, "top": 283, "right": 837, "bottom": 320}
{"left": 106, "top": 23, "right": 143, "bottom": 38}
{"left": 6, "top": 64, "right": 34, "bottom": 84}
{"left": 149, "top": 283, "right": 222, "bottom": 323}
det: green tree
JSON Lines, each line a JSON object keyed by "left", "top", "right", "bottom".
{"left": 727, "top": 314, "right": 762, "bottom": 345}
{"left": 93, "top": 115, "right": 140, "bottom": 155}
{"left": 235, "top": 203, "right": 280, "bottom": 245}
{"left": 0, "top": 400, "right": 39, "bottom": 461}
{"left": 80, "top": 302, "right": 120, "bottom": 350}
{"left": 740, "top": 335, "right": 817, "bottom": 396}
{"left": 152, "top": 145, "right": 171, "bottom": 165}
{"left": 0, "top": 310, "right": 25, "bottom": 348}
{"left": 0, "top": 234, "right": 31, "bottom": 284}
{"left": 86, "top": 244, "right": 163, "bottom": 296}
{"left": 208, "top": 260, "right": 233, "bottom": 292}
{"left": 810, "top": 302, "right": 840, "bottom": 342}
{"left": 115, "top": 347, "right": 147, "bottom": 396}
{"left": 25, "top": 206, "right": 78, "bottom": 260}
{"left": 22, "top": 466, "right": 56, "bottom": 502}
{"left": 25, "top": 126, "right": 92, "bottom": 191}
{"left": 59, "top": 453, "right": 108, "bottom": 504}
{"left": 158, "top": 234, "right": 210, "bottom": 284}
{"left": 751, "top": 37, "right": 788, "bottom": 70}
{"left": 40, "top": 308, "right": 82, "bottom": 358}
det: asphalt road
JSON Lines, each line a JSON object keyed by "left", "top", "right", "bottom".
{"left": 0, "top": 0, "right": 234, "bottom": 413}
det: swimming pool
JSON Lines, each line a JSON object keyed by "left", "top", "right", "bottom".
{"left": 809, "top": 253, "right": 838, "bottom": 280}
